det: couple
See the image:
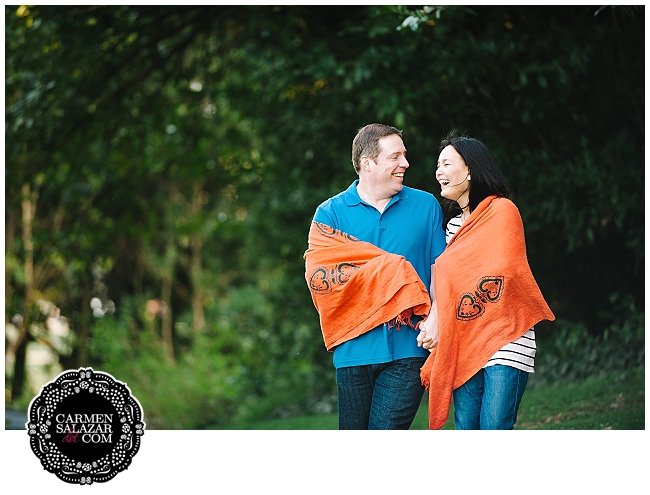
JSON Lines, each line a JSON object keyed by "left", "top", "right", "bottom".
{"left": 304, "top": 123, "right": 555, "bottom": 430}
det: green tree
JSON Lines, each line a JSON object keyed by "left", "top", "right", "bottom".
{"left": 5, "top": 5, "right": 643, "bottom": 425}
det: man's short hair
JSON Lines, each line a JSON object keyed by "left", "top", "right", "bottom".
{"left": 351, "top": 123, "right": 403, "bottom": 173}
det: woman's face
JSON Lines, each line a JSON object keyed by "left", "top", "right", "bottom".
{"left": 436, "top": 145, "right": 470, "bottom": 204}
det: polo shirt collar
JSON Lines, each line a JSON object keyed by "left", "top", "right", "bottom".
{"left": 344, "top": 179, "right": 410, "bottom": 207}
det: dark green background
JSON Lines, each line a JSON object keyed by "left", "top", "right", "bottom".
{"left": 5, "top": 5, "right": 644, "bottom": 428}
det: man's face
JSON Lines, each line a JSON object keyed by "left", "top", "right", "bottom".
{"left": 366, "top": 134, "right": 409, "bottom": 197}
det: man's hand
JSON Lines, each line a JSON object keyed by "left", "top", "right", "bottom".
{"left": 417, "top": 314, "right": 439, "bottom": 351}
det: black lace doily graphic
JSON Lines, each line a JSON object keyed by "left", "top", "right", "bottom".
{"left": 26, "top": 367, "right": 145, "bottom": 485}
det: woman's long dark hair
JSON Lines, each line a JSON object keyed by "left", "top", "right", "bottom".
{"left": 439, "top": 131, "right": 512, "bottom": 229}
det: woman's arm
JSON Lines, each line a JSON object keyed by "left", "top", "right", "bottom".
{"left": 417, "top": 264, "right": 439, "bottom": 351}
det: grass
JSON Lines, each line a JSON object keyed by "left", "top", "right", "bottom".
{"left": 516, "top": 366, "right": 645, "bottom": 430}
{"left": 209, "top": 366, "right": 645, "bottom": 430}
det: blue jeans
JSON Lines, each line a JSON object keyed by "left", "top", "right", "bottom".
{"left": 452, "top": 365, "right": 529, "bottom": 430}
{"left": 335, "top": 357, "right": 426, "bottom": 430}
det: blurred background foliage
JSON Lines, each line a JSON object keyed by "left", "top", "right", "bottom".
{"left": 5, "top": 5, "right": 644, "bottom": 428}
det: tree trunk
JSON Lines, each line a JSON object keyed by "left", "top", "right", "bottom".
{"left": 190, "top": 182, "right": 206, "bottom": 332}
{"left": 11, "top": 344, "right": 28, "bottom": 403}
{"left": 190, "top": 234, "right": 205, "bottom": 332}
{"left": 161, "top": 242, "right": 176, "bottom": 364}
{"left": 77, "top": 276, "right": 93, "bottom": 367}
{"left": 161, "top": 277, "right": 174, "bottom": 364}
{"left": 132, "top": 237, "right": 144, "bottom": 296}
{"left": 9, "top": 183, "right": 37, "bottom": 402}
{"left": 5, "top": 207, "right": 16, "bottom": 325}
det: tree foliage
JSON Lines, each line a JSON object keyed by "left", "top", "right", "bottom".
{"left": 5, "top": 5, "right": 644, "bottom": 427}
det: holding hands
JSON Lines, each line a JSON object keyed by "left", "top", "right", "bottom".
{"left": 417, "top": 311, "right": 439, "bottom": 351}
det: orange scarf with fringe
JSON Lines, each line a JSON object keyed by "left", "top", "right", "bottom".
{"left": 304, "top": 221, "right": 431, "bottom": 351}
{"left": 421, "top": 196, "right": 555, "bottom": 429}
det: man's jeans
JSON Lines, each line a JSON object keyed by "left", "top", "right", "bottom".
{"left": 452, "top": 364, "right": 529, "bottom": 430}
{"left": 335, "top": 357, "right": 427, "bottom": 430}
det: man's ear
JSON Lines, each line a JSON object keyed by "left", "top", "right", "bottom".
{"left": 361, "top": 156, "right": 372, "bottom": 172}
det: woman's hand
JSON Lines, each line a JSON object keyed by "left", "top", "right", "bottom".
{"left": 417, "top": 312, "right": 439, "bottom": 352}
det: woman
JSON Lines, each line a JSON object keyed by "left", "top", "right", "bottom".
{"left": 417, "top": 132, "right": 555, "bottom": 430}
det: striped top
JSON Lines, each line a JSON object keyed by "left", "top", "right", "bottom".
{"left": 446, "top": 213, "right": 536, "bottom": 373}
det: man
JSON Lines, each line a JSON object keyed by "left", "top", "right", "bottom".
{"left": 305, "top": 123, "right": 446, "bottom": 429}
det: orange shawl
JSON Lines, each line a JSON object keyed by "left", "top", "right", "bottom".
{"left": 420, "top": 196, "right": 555, "bottom": 429}
{"left": 304, "top": 221, "right": 431, "bottom": 351}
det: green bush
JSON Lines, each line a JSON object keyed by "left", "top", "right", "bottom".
{"left": 530, "top": 307, "right": 644, "bottom": 388}
{"left": 87, "top": 296, "right": 243, "bottom": 429}
{"left": 86, "top": 285, "right": 337, "bottom": 429}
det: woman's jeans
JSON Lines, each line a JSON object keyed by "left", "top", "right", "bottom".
{"left": 336, "top": 357, "right": 427, "bottom": 430}
{"left": 453, "top": 364, "right": 529, "bottom": 430}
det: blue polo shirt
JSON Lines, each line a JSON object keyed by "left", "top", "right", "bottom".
{"left": 313, "top": 180, "right": 446, "bottom": 368}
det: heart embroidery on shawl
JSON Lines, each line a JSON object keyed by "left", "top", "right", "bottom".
{"left": 309, "top": 267, "right": 331, "bottom": 294}
{"left": 336, "top": 262, "right": 360, "bottom": 283}
{"left": 309, "top": 262, "right": 361, "bottom": 295}
{"left": 457, "top": 294, "right": 484, "bottom": 320}
{"left": 456, "top": 276, "right": 504, "bottom": 321}
{"left": 477, "top": 277, "right": 503, "bottom": 302}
